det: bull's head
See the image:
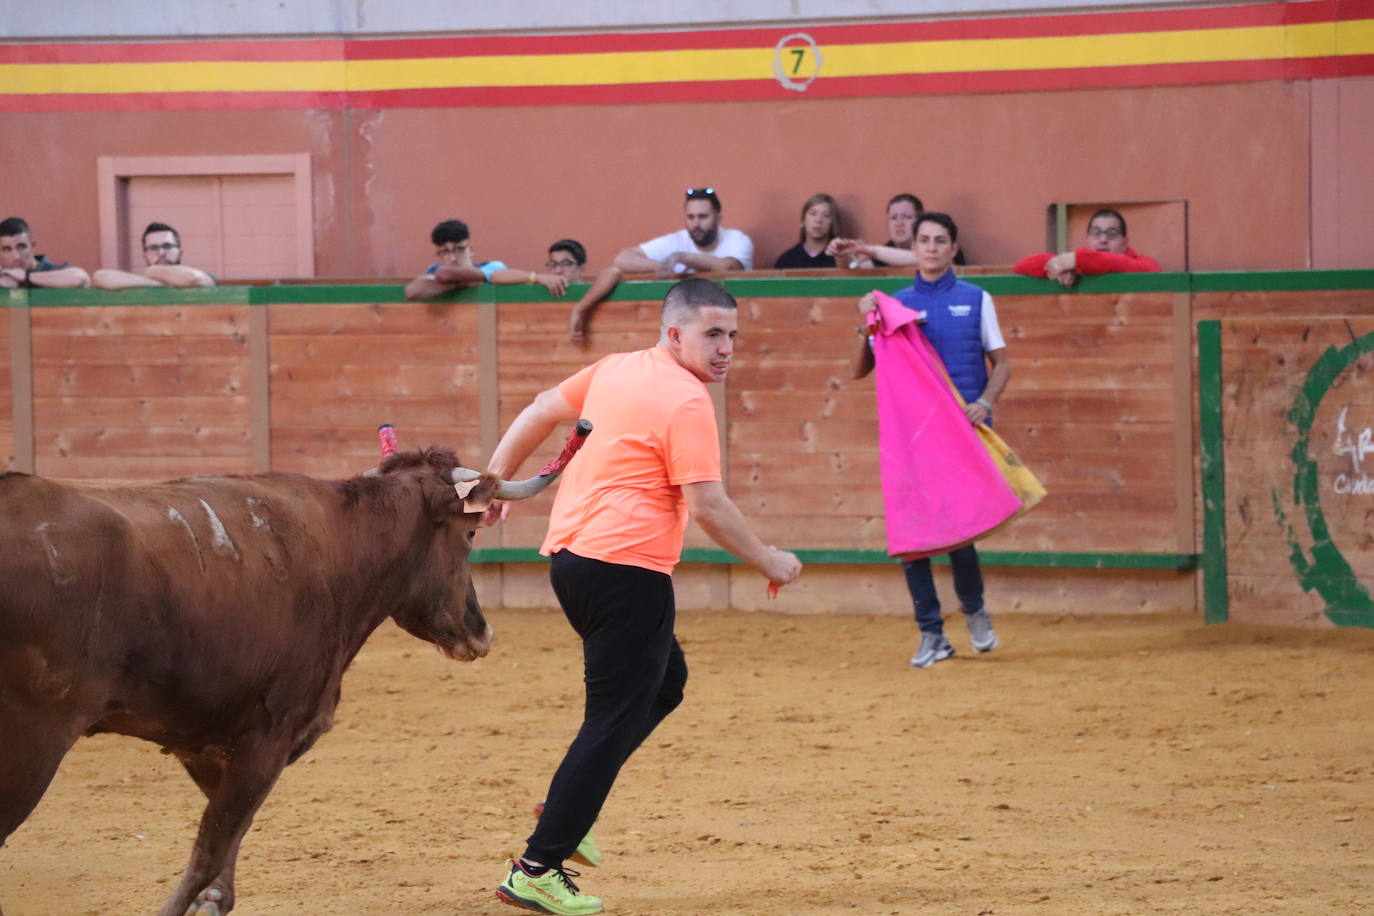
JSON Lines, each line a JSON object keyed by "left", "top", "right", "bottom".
{"left": 370, "top": 423, "right": 590, "bottom": 663}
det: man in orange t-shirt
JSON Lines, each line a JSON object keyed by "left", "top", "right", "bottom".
{"left": 486, "top": 277, "right": 802, "bottom": 914}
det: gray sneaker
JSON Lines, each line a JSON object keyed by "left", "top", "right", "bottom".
{"left": 909, "top": 632, "right": 955, "bottom": 668}
{"left": 966, "top": 610, "right": 999, "bottom": 653}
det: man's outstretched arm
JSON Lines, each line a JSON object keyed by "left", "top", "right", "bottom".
{"left": 684, "top": 480, "right": 802, "bottom": 586}
{"left": 487, "top": 386, "right": 581, "bottom": 479}
{"left": 569, "top": 265, "right": 623, "bottom": 343}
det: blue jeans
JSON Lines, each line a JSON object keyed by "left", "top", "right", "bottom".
{"left": 902, "top": 544, "right": 985, "bottom": 635}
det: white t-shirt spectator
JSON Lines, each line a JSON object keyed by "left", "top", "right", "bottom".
{"left": 639, "top": 228, "right": 754, "bottom": 273}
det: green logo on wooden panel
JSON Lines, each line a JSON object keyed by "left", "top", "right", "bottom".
{"left": 1273, "top": 330, "right": 1374, "bottom": 628}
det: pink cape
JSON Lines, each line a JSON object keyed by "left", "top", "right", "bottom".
{"left": 869, "top": 291, "right": 1021, "bottom": 559}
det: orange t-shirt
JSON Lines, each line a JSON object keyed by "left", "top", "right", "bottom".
{"left": 542, "top": 346, "right": 721, "bottom": 574}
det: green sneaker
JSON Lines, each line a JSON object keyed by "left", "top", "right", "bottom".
{"left": 533, "top": 802, "right": 602, "bottom": 867}
{"left": 496, "top": 860, "right": 603, "bottom": 915}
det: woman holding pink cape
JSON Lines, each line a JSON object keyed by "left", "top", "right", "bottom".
{"left": 848, "top": 213, "right": 1013, "bottom": 668}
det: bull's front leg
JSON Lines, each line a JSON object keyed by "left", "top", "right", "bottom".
{"left": 158, "top": 748, "right": 286, "bottom": 916}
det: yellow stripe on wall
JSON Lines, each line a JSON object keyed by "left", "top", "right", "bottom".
{"left": 344, "top": 47, "right": 773, "bottom": 90}
{"left": 0, "top": 20, "right": 1369, "bottom": 96}
{"left": 0, "top": 60, "right": 347, "bottom": 94}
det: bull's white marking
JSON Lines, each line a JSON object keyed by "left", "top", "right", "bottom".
{"left": 35, "top": 522, "right": 75, "bottom": 586}
{"left": 250, "top": 512, "right": 267, "bottom": 529}
{"left": 200, "top": 499, "right": 241, "bottom": 561}
{"left": 167, "top": 507, "right": 197, "bottom": 543}
{"left": 167, "top": 506, "right": 206, "bottom": 571}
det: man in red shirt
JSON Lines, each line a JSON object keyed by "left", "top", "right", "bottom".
{"left": 1013, "top": 208, "right": 1160, "bottom": 288}
{"left": 486, "top": 277, "right": 801, "bottom": 915}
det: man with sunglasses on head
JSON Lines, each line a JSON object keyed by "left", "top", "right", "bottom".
{"left": 567, "top": 188, "right": 753, "bottom": 344}
{"left": 1013, "top": 208, "right": 1159, "bottom": 288}
{"left": 0, "top": 216, "right": 90, "bottom": 289}
{"left": 92, "top": 222, "right": 217, "bottom": 289}
{"left": 405, "top": 219, "right": 573, "bottom": 301}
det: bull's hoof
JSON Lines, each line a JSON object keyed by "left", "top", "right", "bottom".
{"left": 184, "top": 887, "right": 224, "bottom": 916}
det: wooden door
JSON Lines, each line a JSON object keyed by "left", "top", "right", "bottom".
{"left": 123, "top": 173, "right": 303, "bottom": 280}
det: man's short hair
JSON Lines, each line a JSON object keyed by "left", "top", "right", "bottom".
{"left": 0, "top": 217, "right": 31, "bottom": 238}
{"left": 661, "top": 277, "right": 737, "bottom": 324}
{"left": 430, "top": 220, "right": 470, "bottom": 246}
{"left": 549, "top": 238, "right": 586, "bottom": 266}
{"left": 684, "top": 187, "right": 722, "bottom": 213}
{"left": 142, "top": 221, "right": 180, "bottom": 247}
{"left": 888, "top": 193, "right": 924, "bottom": 214}
{"left": 1089, "top": 208, "right": 1128, "bottom": 236}
{"left": 915, "top": 212, "right": 959, "bottom": 243}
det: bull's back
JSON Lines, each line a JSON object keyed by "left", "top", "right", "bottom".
{"left": 0, "top": 472, "right": 354, "bottom": 739}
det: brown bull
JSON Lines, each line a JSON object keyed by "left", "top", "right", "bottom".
{"left": 0, "top": 444, "right": 568, "bottom": 915}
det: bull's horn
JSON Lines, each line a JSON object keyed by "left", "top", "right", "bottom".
{"left": 447, "top": 466, "right": 551, "bottom": 501}
{"left": 458, "top": 419, "right": 593, "bottom": 502}
{"left": 492, "top": 474, "right": 558, "bottom": 501}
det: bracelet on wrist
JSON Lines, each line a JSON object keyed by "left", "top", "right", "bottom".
{"left": 975, "top": 397, "right": 992, "bottom": 410}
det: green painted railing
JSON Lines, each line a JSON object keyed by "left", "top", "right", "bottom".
{"left": 5, "top": 267, "right": 1373, "bottom": 308}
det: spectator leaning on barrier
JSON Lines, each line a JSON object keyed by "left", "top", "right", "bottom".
{"left": 546, "top": 239, "right": 587, "bottom": 285}
{"left": 567, "top": 187, "right": 754, "bottom": 345}
{"left": 773, "top": 192, "right": 839, "bottom": 269}
{"left": 92, "top": 222, "right": 217, "bottom": 290}
{"left": 828, "top": 193, "right": 967, "bottom": 268}
{"left": 0, "top": 216, "right": 90, "bottom": 289}
{"left": 850, "top": 212, "right": 1010, "bottom": 670}
{"left": 404, "top": 219, "right": 572, "bottom": 301}
{"left": 1013, "top": 208, "right": 1160, "bottom": 288}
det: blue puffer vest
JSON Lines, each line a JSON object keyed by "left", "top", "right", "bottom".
{"left": 892, "top": 269, "right": 987, "bottom": 404}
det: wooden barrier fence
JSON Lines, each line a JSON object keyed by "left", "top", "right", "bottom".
{"left": 4, "top": 271, "right": 1372, "bottom": 622}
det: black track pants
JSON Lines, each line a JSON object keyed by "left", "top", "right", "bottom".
{"left": 523, "top": 550, "right": 688, "bottom": 865}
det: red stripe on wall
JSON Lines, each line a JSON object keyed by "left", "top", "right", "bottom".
{"left": 0, "top": 39, "right": 343, "bottom": 65}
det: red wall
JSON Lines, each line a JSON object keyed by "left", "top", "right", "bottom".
{"left": 0, "top": 78, "right": 1336, "bottom": 279}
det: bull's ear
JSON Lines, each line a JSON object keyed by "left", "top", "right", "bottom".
{"left": 456, "top": 476, "right": 499, "bottom": 515}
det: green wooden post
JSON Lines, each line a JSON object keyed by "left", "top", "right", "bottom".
{"left": 1197, "top": 319, "right": 1229, "bottom": 623}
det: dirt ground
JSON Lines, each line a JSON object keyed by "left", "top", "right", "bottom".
{"left": 3, "top": 608, "right": 1372, "bottom": 915}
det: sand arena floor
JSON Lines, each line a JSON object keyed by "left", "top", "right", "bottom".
{"left": 3, "top": 608, "right": 1372, "bottom": 915}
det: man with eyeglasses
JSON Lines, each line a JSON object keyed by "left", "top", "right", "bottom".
{"left": 405, "top": 219, "right": 573, "bottom": 301}
{"left": 567, "top": 188, "right": 753, "bottom": 344}
{"left": 1013, "top": 208, "right": 1160, "bottom": 288}
{"left": 92, "top": 222, "right": 216, "bottom": 290}
{"left": 545, "top": 239, "right": 587, "bottom": 285}
{"left": 0, "top": 216, "right": 90, "bottom": 289}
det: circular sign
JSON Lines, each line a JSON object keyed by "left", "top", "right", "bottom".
{"left": 774, "top": 33, "right": 823, "bottom": 92}
{"left": 1277, "top": 330, "right": 1374, "bottom": 627}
